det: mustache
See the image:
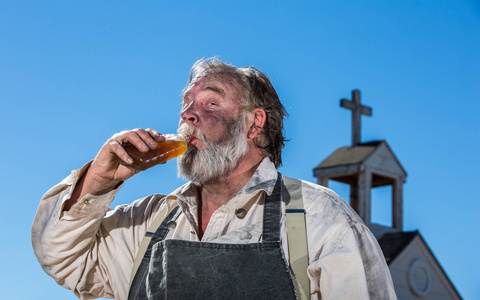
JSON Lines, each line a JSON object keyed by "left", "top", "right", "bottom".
{"left": 177, "top": 123, "right": 203, "bottom": 144}
{"left": 178, "top": 123, "right": 210, "bottom": 146}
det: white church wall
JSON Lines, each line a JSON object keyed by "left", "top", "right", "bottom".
{"left": 389, "top": 235, "right": 461, "bottom": 300}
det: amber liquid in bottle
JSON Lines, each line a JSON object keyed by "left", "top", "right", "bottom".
{"left": 123, "top": 134, "right": 188, "bottom": 171}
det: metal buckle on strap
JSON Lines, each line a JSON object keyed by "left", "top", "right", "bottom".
{"left": 286, "top": 209, "right": 305, "bottom": 214}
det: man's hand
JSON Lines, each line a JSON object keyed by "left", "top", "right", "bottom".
{"left": 63, "top": 128, "right": 164, "bottom": 211}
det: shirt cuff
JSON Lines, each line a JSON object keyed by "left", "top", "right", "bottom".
{"left": 60, "top": 161, "right": 124, "bottom": 218}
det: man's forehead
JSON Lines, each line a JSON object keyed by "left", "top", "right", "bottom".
{"left": 183, "top": 72, "right": 242, "bottom": 100}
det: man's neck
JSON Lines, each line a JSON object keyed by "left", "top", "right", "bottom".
{"left": 201, "top": 156, "right": 262, "bottom": 206}
{"left": 197, "top": 154, "right": 264, "bottom": 238}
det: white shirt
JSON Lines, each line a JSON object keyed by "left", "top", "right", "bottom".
{"left": 32, "top": 158, "right": 397, "bottom": 300}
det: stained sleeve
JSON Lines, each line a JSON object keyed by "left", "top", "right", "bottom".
{"left": 301, "top": 183, "right": 397, "bottom": 300}
{"left": 308, "top": 224, "right": 397, "bottom": 299}
{"left": 31, "top": 163, "right": 166, "bottom": 300}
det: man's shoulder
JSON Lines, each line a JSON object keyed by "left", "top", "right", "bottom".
{"left": 299, "top": 179, "right": 341, "bottom": 203}
{"left": 283, "top": 176, "right": 341, "bottom": 203}
{"left": 288, "top": 177, "right": 364, "bottom": 226}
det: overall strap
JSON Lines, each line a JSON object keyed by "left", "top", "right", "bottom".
{"left": 262, "top": 173, "right": 283, "bottom": 242}
{"left": 129, "top": 203, "right": 180, "bottom": 285}
{"left": 283, "top": 175, "right": 310, "bottom": 300}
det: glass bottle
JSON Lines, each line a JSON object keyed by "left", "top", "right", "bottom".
{"left": 123, "top": 126, "right": 193, "bottom": 171}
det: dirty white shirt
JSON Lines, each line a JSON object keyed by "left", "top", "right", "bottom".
{"left": 32, "top": 158, "right": 396, "bottom": 300}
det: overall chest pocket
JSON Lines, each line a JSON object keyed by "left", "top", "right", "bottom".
{"left": 146, "top": 239, "right": 296, "bottom": 300}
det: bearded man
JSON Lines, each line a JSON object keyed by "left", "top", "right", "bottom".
{"left": 32, "top": 58, "right": 397, "bottom": 300}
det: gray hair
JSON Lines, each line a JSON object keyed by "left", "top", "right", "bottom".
{"left": 183, "top": 57, "right": 288, "bottom": 168}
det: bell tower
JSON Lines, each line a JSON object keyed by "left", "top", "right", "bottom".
{"left": 314, "top": 90, "right": 407, "bottom": 236}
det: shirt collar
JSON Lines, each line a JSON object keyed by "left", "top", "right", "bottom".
{"left": 237, "top": 157, "right": 278, "bottom": 196}
{"left": 169, "top": 157, "right": 278, "bottom": 205}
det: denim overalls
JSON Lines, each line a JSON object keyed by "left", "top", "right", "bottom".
{"left": 128, "top": 174, "right": 297, "bottom": 299}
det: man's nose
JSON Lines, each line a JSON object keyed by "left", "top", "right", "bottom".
{"left": 180, "top": 102, "right": 199, "bottom": 125}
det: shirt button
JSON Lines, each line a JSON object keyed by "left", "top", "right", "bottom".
{"left": 167, "top": 221, "right": 177, "bottom": 229}
{"left": 83, "top": 200, "right": 89, "bottom": 204}
{"left": 235, "top": 208, "right": 247, "bottom": 219}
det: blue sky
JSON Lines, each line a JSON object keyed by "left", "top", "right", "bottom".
{"left": 1, "top": 1, "right": 479, "bottom": 299}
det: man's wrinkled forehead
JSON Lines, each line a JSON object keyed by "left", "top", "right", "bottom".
{"left": 183, "top": 72, "right": 243, "bottom": 101}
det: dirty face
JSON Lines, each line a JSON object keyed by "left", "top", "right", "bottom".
{"left": 177, "top": 73, "right": 250, "bottom": 183}
{"left": 180, "top": 73, "right": 245, "bottom": 148}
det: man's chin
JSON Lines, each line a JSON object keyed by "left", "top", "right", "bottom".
{"left": 177, "top": 151, "right": 224, "bottom": 184}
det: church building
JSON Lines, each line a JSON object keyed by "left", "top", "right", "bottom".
{"left": 313, "top": 90, "right": 462, "bottom": 299}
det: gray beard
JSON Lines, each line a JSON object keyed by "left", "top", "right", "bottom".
{"left": 177, "top": 116, "right": 248, "bottom": 184}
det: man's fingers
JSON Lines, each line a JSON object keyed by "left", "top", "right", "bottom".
{"left": 105, "top": 128, "right": 165, "bottom": 166}
{"left": 114, "top": 129, "right": 150, "bottom": 152}
{"left": 107, "top": 139, "right": 133, "bottom": 165}
{"left": 136, "top": 128, "right": 164, "bottom": 149}
{"left": 146, "top": 128, "right": 165, "bottom": 142}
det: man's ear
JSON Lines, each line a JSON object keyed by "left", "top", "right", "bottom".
{"left": 248, "top": 108, "right": 266, "bottom": 139}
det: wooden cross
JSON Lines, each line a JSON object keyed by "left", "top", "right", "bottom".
{"left": 340, "top": 89, "right": 372, "bottom": 146}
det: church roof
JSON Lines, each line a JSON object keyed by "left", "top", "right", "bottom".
{"left": 314, "top": 139, "right": 407, "bottom": 181}
{"left": 378, "top": 230, "right": 418, "bottom": 265}
{"left": 315, "top": 140, "right": 383, "bottom": 169}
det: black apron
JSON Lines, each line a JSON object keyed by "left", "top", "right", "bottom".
{"left": 128, "top": 174, "right": 297, "bottom": 299}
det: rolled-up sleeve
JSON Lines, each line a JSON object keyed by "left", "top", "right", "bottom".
{"left": 31, "top": 163, "right": 165, "bottom": 300}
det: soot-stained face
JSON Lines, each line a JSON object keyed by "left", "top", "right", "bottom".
{"left": 180, "top": 73, "right": 245, "bottom": 148}
{"left": 177, "top": 73, "right": 250, "bottom": 183}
